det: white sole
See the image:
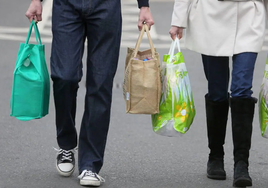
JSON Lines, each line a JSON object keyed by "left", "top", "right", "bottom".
{"left": 80, "top": 179, "right": 101, "bottom": 187}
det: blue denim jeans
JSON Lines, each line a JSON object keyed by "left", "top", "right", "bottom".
{"left": 50, "top": 0, "right": 122, "bottom": 174}
{"left": 201, "top": 52, "right": 257, "bottom": 101}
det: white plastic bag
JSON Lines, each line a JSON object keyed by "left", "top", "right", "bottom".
{"left": 151, "top": 38, "right": 195, "bottom": 137}
{"left": 259, "top": 55, "right": 268, "bottom": 138}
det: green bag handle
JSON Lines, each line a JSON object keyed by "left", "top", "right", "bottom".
{"left": 25, "top": 20, "right": 42, "bottom": 45}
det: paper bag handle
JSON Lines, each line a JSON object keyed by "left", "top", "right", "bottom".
{"left": 133, "top": 24, "right": 156, "bottom": 58}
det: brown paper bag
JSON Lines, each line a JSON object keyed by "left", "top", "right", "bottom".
{"left": 123, "top": 24, "right": 161, "bottom": 114}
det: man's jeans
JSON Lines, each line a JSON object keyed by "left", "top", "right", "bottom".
{"left": 201, "top": 52, "right": 257, "bottom": 101}
{"left": 50, "top": 0, "right": 122, "bottom": 174}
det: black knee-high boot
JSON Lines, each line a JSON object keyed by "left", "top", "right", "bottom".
{"left": 230, "top": 97, "right": 256, "bottom": 187}
{"left": 205, "top": 95, "right": 229, "bottom": 180}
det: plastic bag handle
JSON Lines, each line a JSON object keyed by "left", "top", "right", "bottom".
{"left": 133, "top": 24, "right": 156, "bottom": 58}
{"left": 25, "top": 20, "right": 42, "bottom": 45}
{"left": 168, "top": 37, "right": 181, "bottom": 60}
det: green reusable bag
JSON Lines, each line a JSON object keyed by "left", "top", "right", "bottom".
{"left": 151, "top": 38, "right": 195, "bottom": 137}
{"left": 259, "top": 55, "right": 268, "bottom": 138}
{"left": 10, "top": 20, "right": 50, "bottom": 121}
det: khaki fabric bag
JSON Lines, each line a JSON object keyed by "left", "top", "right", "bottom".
{"left": 123, "top": 24, "right": 161, "bottom": 114}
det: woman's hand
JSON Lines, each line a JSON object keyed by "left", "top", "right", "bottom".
{"left": 169, "top": 26, "right": 184, "bottom": 40}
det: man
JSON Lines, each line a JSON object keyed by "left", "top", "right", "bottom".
{"left": 25, "top": 0, "right": 154, "bottom": 186}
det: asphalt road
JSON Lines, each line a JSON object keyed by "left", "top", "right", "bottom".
{"left": 1, "top": 0, "right": 268, "bottom": 188}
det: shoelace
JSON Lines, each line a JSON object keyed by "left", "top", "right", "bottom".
{"left": 54, "top": 148, "right": 76, "bottom": 162}
{"left": 78, "top": 170, "right": 105, "bottom": 183}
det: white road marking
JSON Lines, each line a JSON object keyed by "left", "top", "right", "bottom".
{"left": 0, "top": 26, "right": 29, "bottom": 33}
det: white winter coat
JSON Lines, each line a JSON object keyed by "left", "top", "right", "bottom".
{"left": 171, "top": 0, "right": 268, "bottom": 56}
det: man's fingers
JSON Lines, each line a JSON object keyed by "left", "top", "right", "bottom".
{"left": 25, "top": 13, "right": 42, "bottom": 23}
{"left": 36, "top": 14, "right": 42, "bottom": 22}
{"left": 25, "top": 1, "right": 43, "bottom": 22}
{"left": 26, "top": 15, "right": 34, "bottom": 22}
{"left": 25, "top": 12, "right": 32, "bottom": 21}
{"left": 138, "top": 7, "right": 154, "bottom": 31}
{"left": 34, "top": 16, "right": 38, "bottom": 23}
{"left": 138, "top": 20, "right": 154, "bottom": 31}
{"left": 143, "top": 22, "right": 151, "bottom": 30}
{"left": 138, "top": 21, "right": 143, "bottom": 31}
{"left": 138, "top": 21, "right": 153, "bottom": 31}
{"left": 145, "top": 20, "right": 154, "bottom": 30}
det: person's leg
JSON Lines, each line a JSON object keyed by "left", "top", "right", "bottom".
{"left": 202, "top": 55, "right": 230, "bottom": 101}
{"left": 77, "top": 0, "right": 122, "bottom": 185}
{"left": 230, "top": 52, "right": 257, "bottom": 187}
{"left": 201, "top": 55, "right": 230, "bottom": 180}
{"left": 50, "top": 0, "right": 85, "bottom": 176}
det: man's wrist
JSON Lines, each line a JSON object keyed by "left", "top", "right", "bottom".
{"left": 140, "top": 7, "right": 149, "bottom": 9}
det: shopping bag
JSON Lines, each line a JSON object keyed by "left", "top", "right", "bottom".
{"left": 10, "top": 20, "right": 50, "bottom": 121}
{"left": 259, "top": 55, "right": 268, "bottom": 138}
{"left": 123, "top": 24, "right": 161, "bottom": 114}
{"left": 151, "top": 38, "right": 195, "bottom": 137}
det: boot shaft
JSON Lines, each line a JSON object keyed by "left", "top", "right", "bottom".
{"left": 230, "top": 97, "right": 257, "bottom": 165}
{"left": 205, "top": 95, "right": 229, "bottom": 160}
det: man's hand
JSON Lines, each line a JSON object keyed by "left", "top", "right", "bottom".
{"left": 169, "top": 26, "right": 184, "bottom": 40}
{"left": 25, "top": 0, "right": 43, "bottom": 22}
{"left": 138, "top": 7, "right": 154, "bottom": 31}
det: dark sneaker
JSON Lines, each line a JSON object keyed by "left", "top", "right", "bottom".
{"left": 78, "top": 170, "right": 105, "bottom": 187}
{"left": 55, "top": 148, "right": 75, "bottom": 177}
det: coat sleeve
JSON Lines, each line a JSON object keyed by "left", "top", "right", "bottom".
{"left": 171, "top": 0, "right": 191, "bottom": 28}
{"left": 137, "top": 0, "right": 149, "bottom": 8}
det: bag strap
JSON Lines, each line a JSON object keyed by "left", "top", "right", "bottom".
{"left": 168, "top": 37, "right": 181, "bottom": 58}
{"left": 133, "top": 24, "right": 156, "bottom": 58}
{"left": 25, "top": 20, "right": 42, "bottom": 45}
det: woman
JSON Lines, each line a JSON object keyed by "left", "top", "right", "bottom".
{"left": 169, "top": 0, "right": 267, "bottom": 187}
